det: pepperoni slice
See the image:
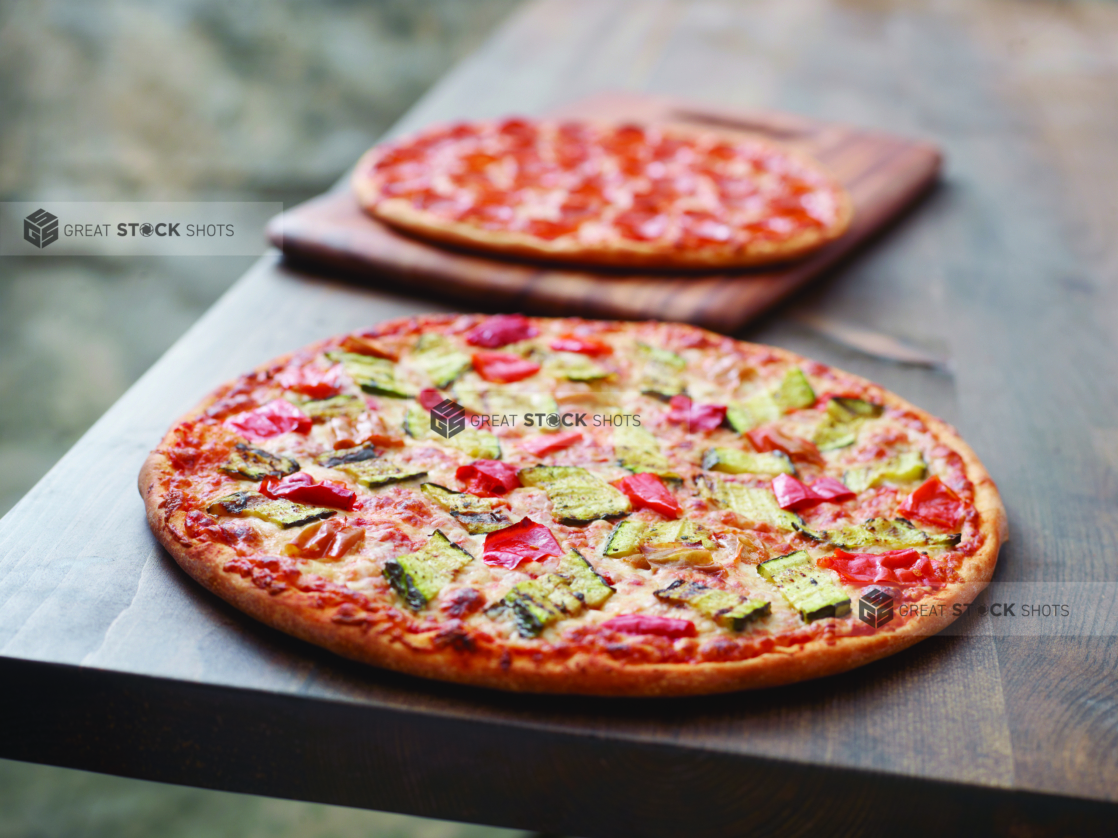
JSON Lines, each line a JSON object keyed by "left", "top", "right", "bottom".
{"left": 459, "top": 203, "right": 515, "bottom": 228}
{"left": 681, "top": 212, "right": 733, "bottom": 245}
{"left": 498, "top": 117, "right": 536, "bottom": 138}
{"left": 526, "top": 219, "right": 578, "bottom": 240}
{"left": 615, "top": 211, "right": 670, "bottom": 242}
{"left": 462, "top": 152, "right": 500, "bottom": 172}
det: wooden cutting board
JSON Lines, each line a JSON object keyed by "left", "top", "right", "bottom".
{"left": 267, "top": 92, "right": 941, "bottom": 334}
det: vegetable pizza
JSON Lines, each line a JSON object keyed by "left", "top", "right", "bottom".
{"left": 140, "top": 315, "right": 1005, "bottom": 696}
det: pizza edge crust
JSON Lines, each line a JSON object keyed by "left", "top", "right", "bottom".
{"left": 138, "top": 323, "right": 1006, "bottom": 698}
{"left": 350, "top": 133, "right": 855, "bottom": 270}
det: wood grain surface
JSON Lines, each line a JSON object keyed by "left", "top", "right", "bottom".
{"left": 3, "top": 0, "right": 1118, "bottom": 835}
{"left": 268, "top": 92, "right": 941, "bottom": 334}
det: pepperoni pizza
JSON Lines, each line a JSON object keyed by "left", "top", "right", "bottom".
{"left": 352, "top": 119, "right": 853, "bottom": 269}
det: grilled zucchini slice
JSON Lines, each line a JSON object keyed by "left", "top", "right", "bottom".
{"left": 206, "top": 490, "right": 334, "bottom": 528}
{"left": 696, "top": 476, "right": 802, "bottom": 532}
{"left": 614, "top": 425, "right": 678, "bottom": 478}
{"left": 556, "top": 549, "right": 614, "bottom": 608}
{"left": 413, "top": 334, "right": 471, "bottom": 389}
{"left": 637, "top": 342, "right": 686, "bottom": 399}
{"left": 383, "top": 530, "right": 473, "bottom": 611}
{"left": 299, "top": 394, "right": 366, "bottom": 421}
{"left": 335, "top": 459, "right": 427, "bottom": 487}
{"left": 549, "top": 352, "right": 611, "bottom": 382}
{"left": 844, "top": 451, "right": 926, "bottom": 493}
{"left": 701, "top": 447, "right": 794, "bottom": 475}
{"left": 758, "top": 550, "right": 851, "bottom": 622}
{"left": 726, "top": 391, "right": 780, "bottom": 434}
{"left": 833, "top": 397, "right": 883, "bottom": 418}
{"left": 219, "top": 443, "right": 300, "bottom": 480}
{"left": 813, "top": 397, "right": 884, "bottom": 451}
{"left": 518, "top": 465, "right": 631, "bottom": 525}
{"left": 419, "top": 483, "right": 512, "bottom": 534}
{"left": 327, "top": 351, "right": 415, "bottom": 399}
{"left": 726, "top": 368, "right": 816, "bottom": 434}
{"left": 447, "top": 427, "right": 501, "bottom": 459}
{"left": 486, "top": 389, "right": 560, "bottom": 432}
{"left": 603, "top": 519, "right": 645, "bottom": 557}
{"left": 500, "top": 574, "right": 587, "bottom": 637}
{"left": 601, "top": 519, "right": 715, "bottom": 558}
{"left": 655, "top": 580, "right": 771, "bottom": 631}
{"left": 772, "top": 368, "right": 816, "bottom": 412}
{"left": 404, "top": 403, "right": 429, "bottom": 438}
{"left": 822, "top": 517, "right": 961, "bottom": 550}
{"left": 316, "top": 443, "right": 378, "bottom": 468}
{"left": 644, "top": 519, "right": 716, "bottom": 549}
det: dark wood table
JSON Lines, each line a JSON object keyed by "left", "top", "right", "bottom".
{"left": 3, "top": 1, "right": 1116, "bottom": 835}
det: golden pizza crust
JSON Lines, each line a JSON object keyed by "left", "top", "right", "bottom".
{"left": 139, "top": 319, "right": 1005, "bottom": 697}
{"left": 350, "top": 124, "right": 855, "bottom": 271}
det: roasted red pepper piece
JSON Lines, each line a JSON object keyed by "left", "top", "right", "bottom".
{"left": 416, "top": 387, "right": 444, "bottom": 412}
{"left": 666, "top": 395, "right": 727, "bottom": 432}
{"left": 260, "top": 472, "right": 357, "bottom": 510}
{"left": 810, "top": 476, "right": 856, "bottom": 502}
{"left": 283, "top": 518, "right": 365, "bottom": 559}
{"left": 612, "top": 472, "right": 681, "bottom": 518}
{"left": 817, "top": 548, "right": 946, "bottom": 588}
{"left": 275, "top": 365, "right": 342, "bottom": 399}
{"left": 771, "top": 474, "right": 821, "bottom": 510}
{"left": 601, "top": 615, "right": 697, "bottom": 638}
{"left": 666, "top": 395, "right": 691, "bottom": 426}
{"left": 284, "top": 518, "right": 341, "bottom": 557}
{"left": 472, "top": 351, "right": 541, "bottom": 383}
{"left": 225, "top": 400, "right": 312, "bottom": 439}
{"left": 746, "top": 426, "right": 824, "bottom": 466}
{"left": 456, "top": 459, "right": 521, "bottom": 497}
{"left": 773, "top": 474, "right": 856, "bottom": 509}
{"left": 898, "top": 477, "right": 964, "bottom": 529}
{"left": 465, "top": 314, "right": 538, "bottom": 348}
{"left": 326, "top": 526, "right": 366, "bottom": 559}
{"left": 549, "top": 335, "right": 612, "bottom": 356}
{"left": 482, "top": 518, "right": 562, "bottom": 569}
{"left": 519, "top": 430, "right": 583, "bottom": 457}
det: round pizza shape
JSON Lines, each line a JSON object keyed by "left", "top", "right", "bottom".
{"left": 140, "top": 315, "right": 1006, "bottom": 696}
{"left": 352, "top": 119, "right": 854, "bottom": 269}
